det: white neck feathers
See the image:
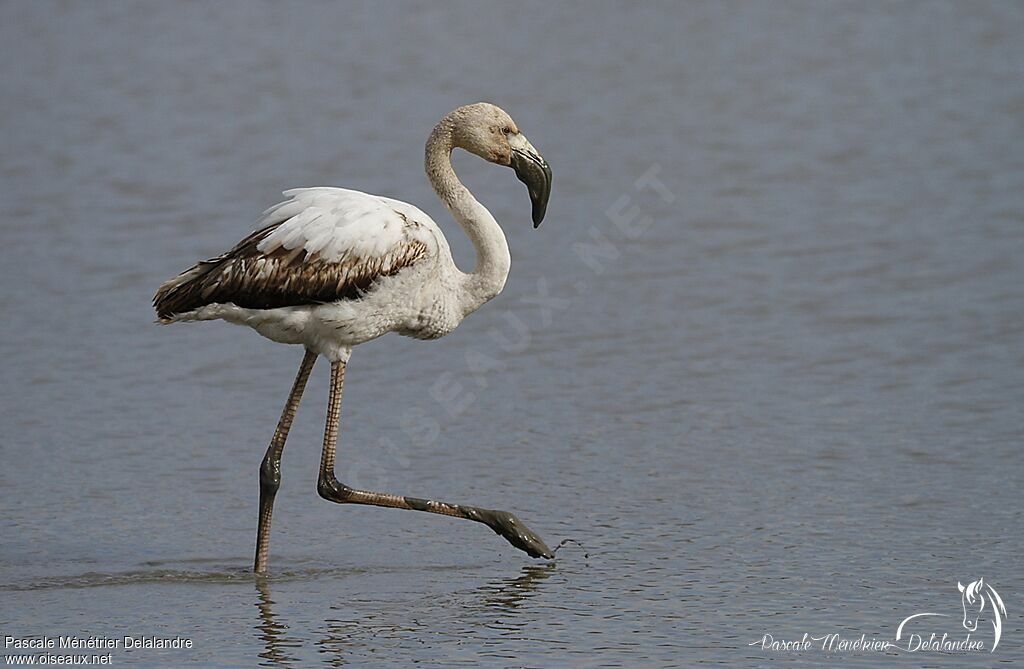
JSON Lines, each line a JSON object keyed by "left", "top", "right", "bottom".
{"left": 425, "top": 120, "right": 511, "bottom": 314}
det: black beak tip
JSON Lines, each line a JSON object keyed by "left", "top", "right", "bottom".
{"left": 530, "top": 164, "right": 551, "bottom": 229}
{"left": 513, "top": 150, "right": 551, "bottom": 230}
{"left": 531, "top": 194, "right": 548, "bottom": 228}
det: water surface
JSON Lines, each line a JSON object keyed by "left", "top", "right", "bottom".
{"left": 1, "top": 2, "right": 1022, "bottom": 667}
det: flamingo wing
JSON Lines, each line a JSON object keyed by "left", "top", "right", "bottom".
{"left": 154, "top": 188, "right": 436, "bottom": 321}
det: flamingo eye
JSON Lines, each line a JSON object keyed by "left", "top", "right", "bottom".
{"left": 502, "top": 126, "right": 512, "bottom": 135}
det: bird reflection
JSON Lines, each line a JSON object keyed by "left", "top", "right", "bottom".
{"left": 254, "top": 564, "right": 557, "bottom": 667}
{"left": 475, "top": 563, "right": 556, "bottom": 613}
{"left": 316, "top": 618, "right": 366, "bottom": 668}
{"left": 255, "top": 578, "right": 302, "bottom": 668}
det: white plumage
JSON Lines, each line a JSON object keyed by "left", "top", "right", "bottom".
{"left": 258, "top": 187, "right": 432, "bottom": 260}
{"left": 156, "top": 186, "right": 459, "bottom": 361}
{"left": 153, "top": 103, "right": 554, "bottom": 571}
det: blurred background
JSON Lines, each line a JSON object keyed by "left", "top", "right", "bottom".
{"left": 1, "top": 2, "right": 1022, "bottom": 667}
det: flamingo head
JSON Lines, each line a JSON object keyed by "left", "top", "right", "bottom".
{"left": 445, "top": 102, "right": 552, "bottom": 228}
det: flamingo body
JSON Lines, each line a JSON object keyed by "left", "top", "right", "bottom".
{"left": 156, "top": 187, "right": 464, "bottom": 361}
{"left": 153, "top": 103, "right": 554, "bottom": 571}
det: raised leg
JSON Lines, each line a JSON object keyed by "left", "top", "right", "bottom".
{"left": 316, "top": 359, "right": 553, "bottom": 559}
{"left": 254, "top": 349, "right": 317, "bottom": 573}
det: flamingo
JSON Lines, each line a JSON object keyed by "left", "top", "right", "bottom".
{"left": 154, "top": 103, "right": 553, "bottom": 573}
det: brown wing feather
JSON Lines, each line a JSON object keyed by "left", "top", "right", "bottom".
{"left": 153, "top": 223, "right": 429, "bottom": 321}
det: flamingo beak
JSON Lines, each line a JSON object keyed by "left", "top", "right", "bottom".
{"left": 509, "top": 133, "right": 552, "bottom": 228}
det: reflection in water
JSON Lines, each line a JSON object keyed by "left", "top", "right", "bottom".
{"left": 474, "top": 564, "right": 557, "bottom": 613}
{"left": 304, "top": 565, "right": 559, "bottom": 667}
{"left": 255, "top": 578, "right": 301, "bottom": 668}
{"left": 443, "top": 564, "right": 564, "bottom": 654}
{"left": 317, "top": 617, "right": 361, "bottom": 669}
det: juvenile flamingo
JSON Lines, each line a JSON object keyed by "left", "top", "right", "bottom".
{"left": 154, "top": 103, "right": 553, "bottom": 572}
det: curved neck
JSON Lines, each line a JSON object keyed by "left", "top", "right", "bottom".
{"left": 426, "top": 122, "right": 510, "bottom": 313}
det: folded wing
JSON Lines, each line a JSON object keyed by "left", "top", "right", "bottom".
{"left": 154, "top": 188, "right": 435, "bottom": 321}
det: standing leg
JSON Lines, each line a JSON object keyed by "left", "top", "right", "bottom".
{"left": 254, "top": 349, "right": 317, "bottom": 573}
{"left": 316, "top": 360, "right": 553, "bottom": 559}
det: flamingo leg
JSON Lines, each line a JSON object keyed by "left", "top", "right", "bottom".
{"left": 316, "top": 359, "right": 553, "bottom": 559}
{"left": 254, "top": 349, "right": 317, "bottom": 573}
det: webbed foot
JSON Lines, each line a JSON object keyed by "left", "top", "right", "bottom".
{"left": 465, "top": 508, "right": 554, "bottom": 559}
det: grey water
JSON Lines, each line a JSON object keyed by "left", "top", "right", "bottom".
{"left": 2, "top": 2, "right": 1022, "bottom": 667}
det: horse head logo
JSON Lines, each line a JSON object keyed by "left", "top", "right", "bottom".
{"left": 958, "top": 579, "right": 1006, "bottom": 649}
{"left": 897, "top": 578, "right": 1008, "bottom": 652}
